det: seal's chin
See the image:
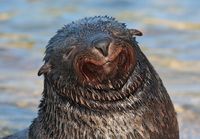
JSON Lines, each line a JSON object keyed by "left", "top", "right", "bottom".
{"left": 74, "top": 44, "right": 136, "bottom": 90}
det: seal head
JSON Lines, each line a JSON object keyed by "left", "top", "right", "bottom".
{"left": 38, "top": 16, "right": 143, "bottom": 107}
{"left": 3, "top": 16, "right": 179, "bottom": 139}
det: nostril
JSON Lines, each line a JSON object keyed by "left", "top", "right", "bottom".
{"left": 93, "top": 38, "right": 110, "bottom": 56}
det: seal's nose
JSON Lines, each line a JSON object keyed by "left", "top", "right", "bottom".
{"left": 93, "top": 37, "right": 111, "bottom": 57}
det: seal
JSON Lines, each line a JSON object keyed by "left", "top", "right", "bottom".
{"left": 3, "top": 16, "right": 179, "bottom": 139}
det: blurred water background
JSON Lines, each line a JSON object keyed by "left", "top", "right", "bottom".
{"left": 0, "top": 0, "right": 200, "bottom": 138}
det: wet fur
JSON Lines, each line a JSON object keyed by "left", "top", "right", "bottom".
{"left": 29, "top": 47, "right": 179, "bottom": 139}
{"left": 3, "top": 16, "right": 179, "bottom": 139}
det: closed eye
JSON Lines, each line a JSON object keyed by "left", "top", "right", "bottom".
{"left": 112, "top": 30, "right": 128, "bottom": 37}
{"left": 63, "top": 46, "right": 75, "bottom": 61}
{"left": 112, "top": 31, "right": 131, "bottom": 42}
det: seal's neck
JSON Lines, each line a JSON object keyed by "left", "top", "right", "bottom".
{"left": 29, "top": 81, "right": 82, "bottom": 138}
{"left": 30, "top": 80, "right": 139, "bottom": 139}
{"left": 29, "top": 48, "right": 169, "bottom": 139}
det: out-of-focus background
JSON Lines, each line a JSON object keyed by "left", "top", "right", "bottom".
{"left": 0, "top": 0, "right": 199, "bottom": 138}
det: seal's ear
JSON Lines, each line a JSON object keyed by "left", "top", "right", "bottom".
{"left": 38, "top": 62, "right": 52, "bottom": 76}
{"left": 128, "top": 29, "right": 143, "bottom": 36}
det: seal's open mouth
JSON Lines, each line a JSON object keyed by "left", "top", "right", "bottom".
{"left": 74, "top": 42, "right": 136, "bottom": 90}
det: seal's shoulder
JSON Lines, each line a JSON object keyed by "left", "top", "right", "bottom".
{"left": 2, "top": 128, "right": 28, "bottom": 139}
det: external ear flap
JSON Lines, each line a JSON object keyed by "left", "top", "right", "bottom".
{"left": 128, "top": 29, "right": 143, "bottom": 36}
{"left": 38, "top": 62, "right": 52, "bottom": 76}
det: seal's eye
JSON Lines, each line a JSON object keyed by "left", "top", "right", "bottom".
{"left": 112, "top": 30, "right": 128, "bottom": 38}
{"left": 63, "top": 46, "right": 75, "bottom": 61}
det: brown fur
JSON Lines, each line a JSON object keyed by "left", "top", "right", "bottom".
{"left": 3, "top": 16, "right": 179, "bottom": 139}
